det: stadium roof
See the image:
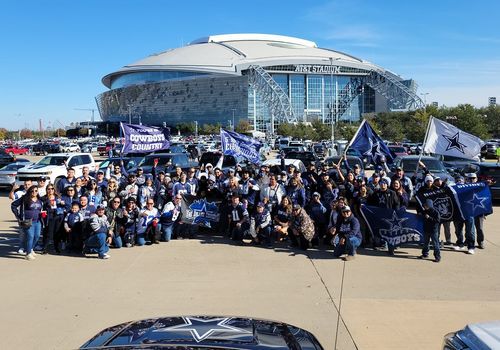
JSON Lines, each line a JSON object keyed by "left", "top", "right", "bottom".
{"left": 102, "top": 33, "right": 385, "bottom": 88}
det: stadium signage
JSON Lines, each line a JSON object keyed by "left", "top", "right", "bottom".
{"left": 294, "top": 65, "right": 341, "bottom": 74}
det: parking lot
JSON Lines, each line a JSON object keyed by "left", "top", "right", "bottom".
{"left": 1, "top": 181, "right": 499, "bottom": 349}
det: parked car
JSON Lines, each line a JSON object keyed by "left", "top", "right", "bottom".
{"left": 199, "top": 151, "right": 239, "bottom": 172}
{"left": 313, "top": 143, "right": 326, "bottom": 158}
{"left": 433, "top": 154, "right": 476, "bottom": 175}
{"left": 390, "top": 155, "right": 455, "bottom": 185}
{"left": 80, "top": 315, "right": 325, "bottom": 349}
{"left": 459, "top": 162, "right": 500, "bottom": 200}
{"left": 97, "top": 141, "right": 116, "bottom": 156}
{"left": 132, "top": 152, "right": 197, "bottom": 176}
{"left": 443, "top": 320, "right": 500, "bottom": 349}
{"left": 92, "top": 156, "right": 142, "bottom": 177}
{"left": 16, "top": 153, "right": 96, "bottom": 188}
{"left": 31, "top": 142, "right": 62, "bottom": 155}
{"left": 388, "top": 145, "right": 408, "bottom": 157}
{"left": 0, "top": 149, "right": 15, "bottom": 167}
{"left": 1, "top": 144, "right": 29, "bottom": 156}
{"left": 481, "top": 142, "right": 498, "bottom": 159}
{"left": 325, "top": 155, "right": 365, "bottom": 175}
{"left": 60, "top": 142, "right": 80, "bottom": 153}
{"left": 263, "top": 158, "right": 307, "bottom": 173}
{"left": 284, "top": 151, "right": 320, "bottom": 168}
{"left": 0, "top": 161, "right": 32, "bottom": 189}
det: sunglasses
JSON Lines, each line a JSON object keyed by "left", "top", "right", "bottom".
{"left": 47, "top": 187, "right": 55, "bottom": 190}
{"left": 113, "top": 200, "right": 121, "bottom": 204}
{"left": 147, "top": 202, "right": 154, "bottom": 205}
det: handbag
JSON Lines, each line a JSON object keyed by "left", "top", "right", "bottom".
{"left": 19, "top": 204, "right": 32, "bottom": 229}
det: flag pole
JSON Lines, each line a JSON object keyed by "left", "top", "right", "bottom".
{"left": 414, "top": 115, "right": 433, "bottom": 176}
{"left": 343, "top": 119, "right": 366, "bottom": 157}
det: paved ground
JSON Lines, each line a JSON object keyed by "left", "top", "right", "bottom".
{"left": 1, "top": 157, "right": 499, "bottom": 349}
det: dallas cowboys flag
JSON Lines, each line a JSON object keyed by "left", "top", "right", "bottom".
{"left": 220, "top": 129, "right": 262, "bottom": 164}
{"left": 360, "top": 205, "right": 423, "bottom": 248}
{"left": 180, "top": 194, "right": 220, "bottom": 228}
{"left": 120, "top": 122, "right": 170, "bottom": 154}
{"left": 451, "top": 182, "right": 493, "bottom": 218}
{"left": 347, "top": 119, "right": 394, "bottom": 164}
{"left": 423, "top": 117, "right": 484, "bottom": 160}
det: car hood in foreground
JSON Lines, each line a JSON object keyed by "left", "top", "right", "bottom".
{"left": 80, "top": 316, "right": 324, "bottom": 349}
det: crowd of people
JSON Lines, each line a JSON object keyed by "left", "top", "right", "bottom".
{"left": 9, "top": 155, "right": 488, "bottom": 262}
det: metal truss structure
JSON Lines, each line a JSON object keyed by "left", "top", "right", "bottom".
{"left": 247, "top": 65, "right": 298, "bottom": 123}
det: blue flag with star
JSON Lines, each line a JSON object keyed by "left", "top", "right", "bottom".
{"left": 451, "top": 182, "right": 493, "bottom": 218}
{"left": 347, "top": 120, "right": 394, "bottom": 165}
{"left": 360, "top": 205, "right": 423, "bottom": 248}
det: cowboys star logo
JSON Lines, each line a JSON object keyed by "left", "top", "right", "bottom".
{"left": 442, "top": 132, "right": 466, "bottom": 154}
{"left": 363, "top": 139, "right": 385, "bottom": 161}
{"left": 466, "top": 192, "right": 488, "bottom": 212}
{"left": 153, "top": 316, "right": 251, "bottom": 342}
{"left": 382, "top": 211, "right": 408, "bottom": 233}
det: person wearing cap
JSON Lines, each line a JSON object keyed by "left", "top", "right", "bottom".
{"left": 119, "top": 173, "right": 139, "bottom": 201}
{"left": 278, "top": 170, "right": 288, "bottom": 186}
{"left": 368, "top": 177, "right": 400, "bottom": 254}
{"left": 239, "top": 169, "right": 260, "bottom": 213}
{"left": 227, "top": 194, "right": 249, "bottom": 241}
{"left": 56, "top": 167, "right": 77, "bottom": 195}
{"left": 106, "top": 162, "right": 127, "bottom": 189}
{"left": 85, "top": 204, "right": 112, "bottom": 259}
{"left": 290, "top": 204, "right": 315, "bottom": 250}
{"left": 415, "top": 174, "right": 435, "bottom": 214}
{"left": 305, "top": 192, "right": 327, "bottom": 246}
{"left": 419, "top": 199, "right": 441, "bottom": 262}
{"left": 256, "top": 164, "right": 270, "bottom": 189}
{"left": 391, "top": 166, "right": 413, "bottom": 199}
{"left": 286, "top": 163, "right": 296, "bottom": 179}
{"left": 249, "top": 202, "right": 272, "bottom": 246}
{"left": 122, "top": 197, "right": 140, "bottom": 247}
{"left": 333, "top": 205, "right": 361, "bottom": 261}
{"left": 367, "top": 172, "right": 381, "bottom": 193}
{"left": 36, "top": 176, "right": 49, "bottom": 197}
{"left": 95, "top": 170, "right": 108, "bottom": 192}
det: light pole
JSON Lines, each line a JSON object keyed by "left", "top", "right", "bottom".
{"left": 421, "top": 92, "right": 429, "bottom": 107}
{"left": 232, "top": 109, "right": 236, "bottom": 131}
{"left": 127, "top": 104, "right": 133, "bottom": 124}
{"left": 329, "top": 57, "right": 335, "bottom": 144}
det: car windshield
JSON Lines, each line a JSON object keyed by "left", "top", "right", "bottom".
{"left": 1, "top": 163, "right": 23, "bottom": 170}
{"left": 390, "top": 147, "right": 406, "bottom": 153}
{"left": 139, "top": 156, "right": 173, "bottom": 167}
{"left": 402, "top": 158, "right": 445, "bottom": 172}
{"left": 37, "top": 156, "right": 68, "bottom": 166}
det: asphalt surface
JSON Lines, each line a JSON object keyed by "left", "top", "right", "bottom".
{"left": 1, "top": 156, "right": 499, "bottom": 349}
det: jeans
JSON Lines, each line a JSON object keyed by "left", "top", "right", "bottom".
{"left": 161, "top": 224, "right": 174, "bottom": 241}
{"left": 24, "top": 221, "right": 42, "bottom": 254}
{"left": 113, "top": 234, "right": 123, "bottom": 248}
{"left": 85, "top": 233, "right": 109, "bottom": 257}
{"left": 257, "top": 226, "right": 272, "bottom": 246}
{"left": 464, "top": 217, "right": 476, "bottom": 250}
{"left": 453, "top": 220, "right": 465, "bottom": 246}
{"left": 474, "top": 216, "right": 484, "bottom": 244}
{"left": 136, "top": 233, "right": 146, "bottom": 246}
{"left": 333, "top": 236, "right": 361, "bottom": 257}
{"left": 422, "top": 223, "right": 440, "bottom": 259}
{"left": 441, "top": 221, "right": 451, "bottom": 242}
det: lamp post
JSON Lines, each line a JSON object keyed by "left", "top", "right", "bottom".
{"left": 421, "top": 92, "right": 429, "bottom": 107}
{"left": 232, "top": 109, "right": 236, "bottom": 131}
{"left": 329, "top": 57, "right": 335, "bottom": 144}
{"left": 127, "top": 104, "right": 133, "bottom": 124}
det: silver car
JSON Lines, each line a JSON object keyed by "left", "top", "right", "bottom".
{"left": 0, "top": 161, "right": 32, "bottom": 189}
{"left": 443, "top": 320, "right": 500, "bottom": 349}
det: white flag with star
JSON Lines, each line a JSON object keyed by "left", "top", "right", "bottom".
{"left": 423, "top": 117, "right": 485, "bottom": 160}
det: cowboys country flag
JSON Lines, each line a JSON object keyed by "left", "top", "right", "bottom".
{"left": 451, "top": 182, "right": 493, "bottom": 219}
{"left": 423, "top": 116, "right": 485, "bottom": 160}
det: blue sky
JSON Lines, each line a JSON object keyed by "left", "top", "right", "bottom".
{"left": 0, "top": 0, "right": 499, "bottom": 130}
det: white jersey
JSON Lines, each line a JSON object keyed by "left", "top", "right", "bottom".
{"left": 136, "top": 207, "right": 159, "bottom": 234}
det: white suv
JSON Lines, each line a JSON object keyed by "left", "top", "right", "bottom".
{"left": 16, "top": 153, "right": 96, "bottom": 187}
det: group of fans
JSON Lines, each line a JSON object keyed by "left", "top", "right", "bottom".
{"left": 10, "top": 155, "right": 488, "bottom": 262}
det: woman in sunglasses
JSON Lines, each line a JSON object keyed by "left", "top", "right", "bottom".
{"left": 41, "top": 185, "right": 65, "bottom": 254}
{"left": 11, "top": 185, "right": 44, "bottom": 260}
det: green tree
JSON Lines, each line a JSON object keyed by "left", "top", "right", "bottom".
{"left": 0, "top": 128, "right": 7, "bottom": 140}
{"left": 235, "top": 119, "right": 251, "bottom": 133}
{"left": 19, "top": 128, "right": 32, "bottom": 139}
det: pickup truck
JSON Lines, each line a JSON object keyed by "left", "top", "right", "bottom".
{"left": 16, "top": 153, "right": 96, "bottom": 189}
{"left": 2, "top": 145, "right": 29, "bottom": 156}
{"left": 98, "top": 141, "right": 116, "bottom": 156}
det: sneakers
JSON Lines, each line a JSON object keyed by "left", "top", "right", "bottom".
{"left": 444, "top": 241, "right": 453, "bottom": 246}
{"left": 25, "top": 253, "right": 35, "bottom": 261}
{"left": 99, "top": 254, "right": 111, "bottom": 259}
{"left": 478, "top": 242, "right": 485, "bottom": 249}
{"left": 453, "top": 245, "right": 465, "bottom": 251}
{"left": 418, "top": 255, "right": 429, "bottom": 259}
{"left": 434, "top": 257, "right": 441, "bottom": 263}
{"left": 343, "top": 255, "right": 355, "bottom": 261}
{"left": 125, "top": 243, "right": 132, "bottom": 248}
{"left": 17, "top": 248, "right": 25, "bottom": 254}
{"left": 467, "top": 249, "right": 475, "bottom": 255}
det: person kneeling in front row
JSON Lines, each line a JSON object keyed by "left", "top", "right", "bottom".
{"left": 333, "top": 206, "right": 361, "bottom": 261}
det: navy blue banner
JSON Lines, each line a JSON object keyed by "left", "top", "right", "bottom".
{"left": 360, "top": 205, "right": 423, "bottom": 248}
{"left": 220, "top": 129, "right": 262, "bottom": 164}
{"left": 180, "top": 195, "right": 220, "bottom": 228}
{"left": 120, "top": 122, "right": 170, "bottom": 154}
{"left": 451, "top": 182, "right": 493, "bottom": 219}
{"left": 348, "top": 120, "right": 394, "bottom": 164}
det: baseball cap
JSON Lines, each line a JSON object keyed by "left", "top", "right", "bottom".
{"left": 38, "top": 176, "right": 48, "bottom": 181}
{"left": 380, "top": 179, "right": 388, "bottom": 185}
{"left": 372, "top": 173, "right": 380, "bottom": 178}
{"left": 96, "top": 204, "right": 106, "bottom": 210}
{"left": 353, "top": 164, "right": 360, "bottom": 169}
{"left": 466, "top": 172, "right": 477, "bottom": 178}
{"left": 228, "top": 168, "right": 235, "bottom": 173}
{"left": 396, "top": 166, "right": 403, "bottom": 171}
{"left": 293, "top": 204, "right": 301, "bottom": 210}
{"left": 97, "top": 170, "right": 104, "bottom": 175}
{"left": 342, "top": 205, "right": 351, "bottom": 212}
{"left": 312, "top": 192, "right": 321, "bottom": 198}
{"left": 280, "top": 170, "right": 287, "bottom": 175}
{"left": 137, "top": 167, "right": 143, "bottom": 171}
{"left": 256, "top": 202, "right": 265, "bottom": 208}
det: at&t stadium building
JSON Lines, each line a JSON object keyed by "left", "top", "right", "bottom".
{"left": 96, "top": 34, "right": 423, "bottom": 132}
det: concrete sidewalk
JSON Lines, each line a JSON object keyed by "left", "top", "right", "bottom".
{"left": 1, "top": 192, "right": 498, "bottom": 349}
